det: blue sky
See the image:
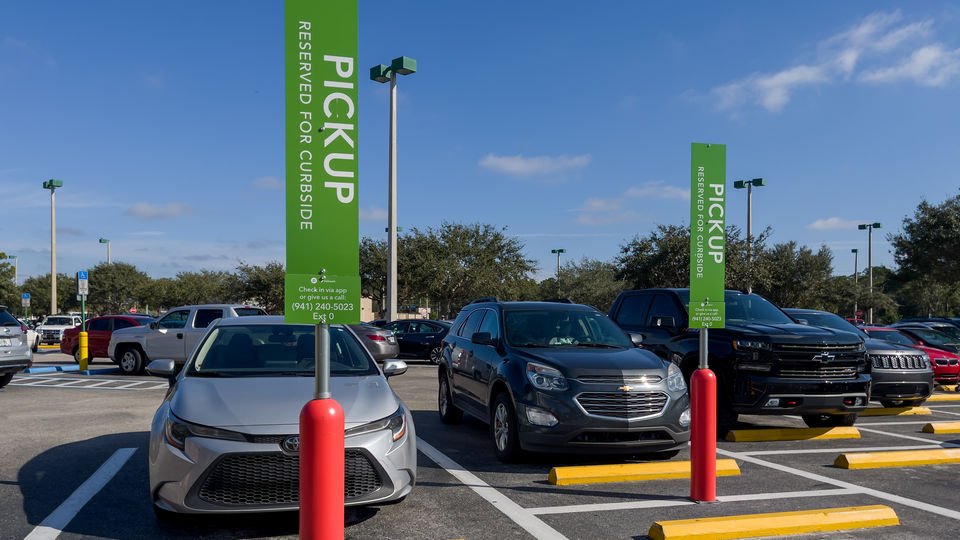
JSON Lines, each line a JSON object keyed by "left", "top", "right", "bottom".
{"left": 2, "top": 1, "right": 959, "bottom": 283}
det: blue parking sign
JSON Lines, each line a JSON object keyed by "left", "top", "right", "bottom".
{"left": 22, "top": 293, "right": 29, "bottom": 299}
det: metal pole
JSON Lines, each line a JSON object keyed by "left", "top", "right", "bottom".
{"left": 853, "top": 250, "right": 858, "bottom": 318}
{"left": 50, "top": 189, "right": 57, "bottom": 315}
{"left": 314, "top": 323, "right": 331, "bottom": 400}
{"left": 868, "top": 227, "right": 874, "bottom": 325}
{"left": 386, "top": 72, "right": 398, "bottom": 323}
{"left": 13, "top": 257, "right": 17, "bottom": 286}
{"left": 107, "top": 242, "right": 111, "bottom": 265}
{"left": 556, "top": 251, "right": 562, "bottom": 296}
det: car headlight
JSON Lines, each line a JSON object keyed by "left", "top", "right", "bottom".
{"left": 666, "top": 362, "right": 687, "bottom": 392}
{"left": 526, "top": 362, "right": 568, "bottom": 391}
{"left": 733, "top": 339, "right": 771, "bottom": 351}
{"left": 345, "top": 407, "right": 406, "bottom": 442}
{"left": 164, "top": 410, "right": 246, "bottom": 450}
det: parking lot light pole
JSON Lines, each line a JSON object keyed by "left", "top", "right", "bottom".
{"left": 857, "top": 223, "right": 881, "bottom": 324}
{"left": 733, "top": 178, "right": 764, "bottom": 293}
{"left": 42, "top": 179, "right": 63, "bottom": 315}
{"left": 551, "top": 248, "right": 566, "bottom": 296}
{"left": 851, "top": 248, "right": 859, "bottom": 318}
{"left": 99, "top": 238, "right": 111, "bottom": 264}
{"left": 370, "top": 56, "right": 416, "bottom": 323}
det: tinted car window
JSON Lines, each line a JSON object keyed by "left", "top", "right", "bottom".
{"left": 44, "top": 316, "right": 75, "bottom": 326}
{"left": 113, "top": 318, "right": 136, "bottom": 330}
{"left": 867, "top": 329, "right": 916, "bottom": 346}
{"left": 477, "top": 310, "right": 500, "bottom": 339}
{"left": 88, "top": 319, "right": 110, "bottom": 332}
{"left": 194, "top": 309, "right": 224, "bottom": 329}
{"left": 158, "top": 310, "right": 190, "bottom": 329}
{"left": 677, "top": 290, "right": 792, "bottom": 325}
{"left": 647, "top": 294, "right": 683, "bottom": 326}
{"left": 614, "top": 294, "right": 651, "bottom": 325}
{"left": 235, "top": 307, "right": 267, "bottom": 316}
{"left": 459, "top": 310, "right": 485, "bottom": 338}
{"left": 789, "top": 311, "right": 867, "bottom": 338}
{"left": 504, "top": 309, "right": 632, "bottom": 348}
{"left": 0, "top": 309, "right": 19, "bottom": 326}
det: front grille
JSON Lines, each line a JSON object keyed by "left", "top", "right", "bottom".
{"left": 576, "top": 392, "right": 667, "bottom": 419}
{"left": 870, "top": 354, "right": 929, "bottom": 370}
{"left": 574, "top": 375, "right": 663, "bottom": 385}
{"left": 778, "top": 365, "right": 858, "bottom": 379}
{"left": 774, "top": 343, "right": 862, "bottom": 353}
{"left": 571, "top": 430, "right": 671, "bottom": 443}
{"left": 197, "top": 450, "right": 382, "bottom": 507}
{"left": 245, "top": 434, "right": 291, "bottom": 445}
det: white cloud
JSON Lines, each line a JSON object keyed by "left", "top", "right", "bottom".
{"left": 859, "top": 44, "right": 960, "bottom": 86}
{"left": 359, "top": 206, "right": 387, "bottom": 221}
{"left": 712, "top": 10, "right": 943, "bottom": 112}
{"left": 253, "top": 176, "right": 283, "bottom": 190}
{"left": 807, "top": 217, "right": 862, "bottom": 230}
{"left": 624, "top": 181, "right": 690, "bottom": 200}
{"left": 479, "top": 153, "right": 591, "bottom": 176}
{"left": 130, "top": 231, "right": 164, "bottom": 237}
{"left": 125, "top": 202, "right": 192, "bottom": 220}
{"left": 574, "top": 181, "right": 687, "bottom": 225}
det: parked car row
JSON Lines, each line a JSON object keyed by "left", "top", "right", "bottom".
{"left": 0, "top": 305, "right": 33, "bottom": 389}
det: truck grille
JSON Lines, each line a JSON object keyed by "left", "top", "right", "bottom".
{"left": 576, "top": 392, "right": 667, "bottom": 419}
{"left": 870, "top": 354, "right": 929, "bottom": 370}
{"left": 774, "top": 343, "right": 862, "bottom": 353}
{"left": 197, "top": 449, "right": 382, "bottom": 506}
{"left": 778, "top": 365, "right": 858, "bottom": 379}
{"left": 574, "top": 375, "right": 663, "bottom": 385}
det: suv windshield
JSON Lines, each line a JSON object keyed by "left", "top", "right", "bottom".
{"left": 676, "top": 290, "right": 793, "bottom": 325}
{"left": 867, "top": 329, "right": 916, "bottom": 346}
{"left": 790, "top": 311, "right": 867, "bottom": 338}
{"left": 188, "top": 324, "right": 377, "bottom": 377}
{"left": 503, "top": 308, "right": 632, "bottom": 348}
{"left": 906, "top": 327, "right": 960, "bottom": 346}
{"left": 43, "top": 317, "right": 75, "bottom": 326}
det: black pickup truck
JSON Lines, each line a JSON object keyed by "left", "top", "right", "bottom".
{"left": 609, "top": 289, "right": 870, "bottom": 428}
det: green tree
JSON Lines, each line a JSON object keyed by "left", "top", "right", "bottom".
{"left": 136, "top": 277, "right": 177, "bottom": 315}
{"left": 359, "top": 237, "right": 387, "bottom": 317}
{"left": 234, "top": 261, "right": 285, "bottom": 314}
{"left": 87, "top": 262, "right": 149, "bottom": 315}
{"left": 890, "top": 192, "right": 960, "bottom": 284}
{"left": 170, "top": 270, "right": 238, "bottom": 306}
{"left": 557, "top": 258, "right": 626, "bottom": 312}
{"left": 754, "top": 242, "right": 833, "bottom": 308}
{"left": 19, "top": 273, "right": 80, "bottom": 317}
{"left": 0, "top": 253, "right": 18, "bottom": 316}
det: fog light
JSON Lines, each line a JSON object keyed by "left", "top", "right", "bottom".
{"left": 525, "top": 406, "right": 558, "bottom": 427}
{"left": 764, "top": 398, "right": 780, "bottom": 408}
{"left": 679, "top": 408, "right": 691, "bottom": 427}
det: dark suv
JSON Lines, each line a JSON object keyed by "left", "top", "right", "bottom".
{"left": 438, "top": 299, "right": 691, "bottom": 461}
{"left": 609, "top": 289, "right": 870, "bottom": 428}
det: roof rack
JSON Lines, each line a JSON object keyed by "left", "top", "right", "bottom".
{"left": 469, "top": 297, "right": 500, "bottom": 304}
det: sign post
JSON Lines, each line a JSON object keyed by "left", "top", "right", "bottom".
{"left": 77, "top": 271, "right": 89, "bottom": 372}
{"left": 285, "top": 1, "right": 360, "bottom": 537}
{"left": 21, "top": 293, "right": 30, "bottom": 320}
{"left": 689, "top": 143, "right": 726, "bottom": 502}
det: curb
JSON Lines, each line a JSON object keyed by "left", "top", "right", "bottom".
{"left": 922, "top": 422, "right": 960, "bottom": 434}
{"left": 548, "top": 459, "right": 740, "bottom": 485}
{"left": 926, "top": 394, "right": 960, "bottom": 402}
{"left": 835, "top": 448, "right": 960, "bottom": 469}
{"left": 726, "top": 426, "right": 859, "bottom": 442}
{"left": 858, "top": 406, "right": 931, "bottom": 416}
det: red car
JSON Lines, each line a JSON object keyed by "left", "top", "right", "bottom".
{"left": 60, "top": 315, "right": 155, "bottom": 364}
{"left": 864, "top": 326, "right": 960, "bottom": 384}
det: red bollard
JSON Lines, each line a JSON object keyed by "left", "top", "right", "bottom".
{"left": 690, "top": 368, "right": 717, "bottom": 502}
{"left": 300, "top": 398, "right": 345, "bottom": 540}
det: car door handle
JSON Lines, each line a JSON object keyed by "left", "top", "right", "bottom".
{"left": 177, "top": 333, "right": 183, "bottom": 339}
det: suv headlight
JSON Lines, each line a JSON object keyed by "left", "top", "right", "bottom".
{"left": 526, "top": 362, "right": 568, "bottom": 391}
{"left": 666, "top": 362, "right": 687, "bottom": 392}
{"left": 733, "top": 339, "right": 771, "bottom": 351}
{"left": 345, "top": 407, "right": 407, "bottom": 442}
{"left": 164, "top": 410, "right": 246, "bottom": 450}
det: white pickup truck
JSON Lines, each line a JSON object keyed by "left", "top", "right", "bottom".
{"left": 107, "top": 304, "right": 266, "bottom": 374}
{"left": 37, "top": 314, "right": 82, "bottom": 345}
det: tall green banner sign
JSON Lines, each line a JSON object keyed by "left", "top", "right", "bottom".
{"left": 689, "top": 143, "right": 726, "bottom": 328}
{"left": 284, "top": 0, "right": 361, "bottom": 324}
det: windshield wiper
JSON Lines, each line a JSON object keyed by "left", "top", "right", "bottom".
{"left": 573, "top": 343, "right": 621, "bottom": 348}
{"left": 189, "top": 371, "right": 237, "bottom": 378}
{"left": 513, "top": 343, "right": 550, "bottom": 348}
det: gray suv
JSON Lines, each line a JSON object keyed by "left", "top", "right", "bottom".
{"left": 1, "top": 306, "right": 33, "bottom": 388}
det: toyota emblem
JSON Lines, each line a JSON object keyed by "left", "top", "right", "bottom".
{"left": 281, "top": 435, "right": 300, "bottom": 455}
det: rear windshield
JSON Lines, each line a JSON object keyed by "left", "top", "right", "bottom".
{"left": 188, "top": 324, "right": 377, "bottom": 377}
{"left": 0, "top": 310, "right": 20, "bottom": 326}
{"left": 43, "top": 317, "right": 76, "bottom": 326}
{"left": 235, "top": 307, "right": 267, "bottom": 317}
{"left": 906, "top": 328, "right": 958, "bottom": 346}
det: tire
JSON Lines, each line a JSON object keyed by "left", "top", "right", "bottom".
{"left": 72, "top": 347, "right": 80, "bottom": 364}
{"left": 0, "top": 372, "right": 13, "bottom": 389}
{"left": 118, "top": 346, "right": 145, "bottom": 375}
{"left": 491, "top": 392, "right": 522, "bottom": 462}
{"left": 428, "top": 346, "right": 442, "bottom": 365}
{"left": 32, "top": 337, "right": 39, "bottom": 353}
{"left": 437, "top": 372, "right": 463, "bottom": 424}
{"left": 802, "top": 413, "right": 858, "bottom": 428}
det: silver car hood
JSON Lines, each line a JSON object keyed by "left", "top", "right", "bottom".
{"left": 170, "top": 375, "right": 400, "bottom": 432}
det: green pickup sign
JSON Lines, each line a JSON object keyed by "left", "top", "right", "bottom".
{"left": 689, "top": 143, "right": 726, "bottom": 328}
{"left": 284, "top": 0, "right": 361, "bottom": 324}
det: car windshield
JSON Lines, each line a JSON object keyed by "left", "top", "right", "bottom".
{"left": 866, "top": 329, "right": 916, "bottom": 346}
{"left": 187, "top": 324, "right": 378, "bottom": 377}
{"left": 503, "top": 309, "right": 632, "bottom": 348}
{"left": 906, "top": 327, "right": 958, "bottom": 346}
{"left": 929, "top": 325, "right": 960, "bottom": 341}
{"left": 790, "top": 311, "right": 867, "bottom": 338}
{"left": 676, "top": 290, "right": 793, "bottom": 325}
{"left": 43, "top": 317, "right": 75, "bottom": 326}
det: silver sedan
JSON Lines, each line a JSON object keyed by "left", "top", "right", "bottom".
{"left": 147, "top": 316, "right": 416, "bottom": 515}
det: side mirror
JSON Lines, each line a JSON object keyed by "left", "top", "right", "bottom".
{"left": 471, "top": 332, "right": 497, "bottom": 346}
{"left": 628, "top": 332, "right": 644, "bottom": 346}
{"left": 653, "top": 316, "right": 676, "bottom": 329}
{"left": 149, "top": 321, "right": 159, "bottom": 330}
{"left": 382, "top": 359, "right": 408, "bottom": 378}
{"left": 146, "top": 358, "right": 177, "bottom": 379}
{"left": 796, "top": 318, "right": 809, "bottom": 325}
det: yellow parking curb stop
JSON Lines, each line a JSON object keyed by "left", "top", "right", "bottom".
{"left": 548, "top": 459, "right": 740, "bottom": 485}
{"left": 648, "top": 505, "right": 898, "bottom": 539}
{"left": 858, "top": 406, "right": 931, "bottom": 416}
{"left": 922, "top": 422, "right": 960, "bottom": 434}
{"left": 934, "top": 385, "right": 957, "bottom": 392}
{"left": 926, "top": 394, "right": 960, "bottom": 402}
{"left": 834, "top": 448, "right": 960, "bottom": 469}
{"left": 725, "top": 426, "right": 859, "bottom": 442}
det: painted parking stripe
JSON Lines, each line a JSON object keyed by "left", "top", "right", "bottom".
{"left": 528, "top": 488, "right": 860, "bottom": 515}
{"left": 716, "top": 447, "right": 960, "bottom": 521}
{"left": 52, "top": 379, "right": 85, "bottom": 387}
{"left": 24, "top": 448, "right": 136, "bottom": 540}
{"left": 856, "top": 426, "right": 950, "bottom": 444}
{"left": 739, "top": 444, "right": 947, "bottom": 457}
{"left": 416, "top": 438, "right": 567, "bottom": 540}
{"left": 927, "top": 408, "right": 960, "bottom": 417}
{"left": 14, "top": 378, "right": 57, "bottom": 386}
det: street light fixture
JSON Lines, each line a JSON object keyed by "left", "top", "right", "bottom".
{"left": 42, "top": 179, "right": 63, "bottom": 315}
{"left": 370, "top": 56, "right": 417, "bottom": 322}
{"left": 733, "top": 177, "right": 765, "bottom": 292}
{"left": 851, "top": 248, "right": 859, "bottom": 318}
{"left": 99, "top": 238, "right": 111, "bottom": 264}
{"left": 857, "top": 222, "right": 882, "bottom": 324}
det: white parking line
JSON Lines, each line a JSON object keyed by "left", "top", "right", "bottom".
{"left": 855, "top": 420, "right": 933, "bottom": 426}
{"left": 14, "top": 378, "right": 56, "bottom": 386}
{"left": 738, "top": 444, "right": 946, "bottom": 456}
{"left": 84, "top": 381, "right": 112, "bottom": 388}
{"left": 928, "top": 408, "right": 960, "bottom": 417}
{"left": 527, "top": 488, "right": 860, "bottom": 515}
{"left": 856, "top": 426, "right": 958, "bottom": 444}
{"left": 716, "top": 447, "right": 960, "bottom": 521}
{"left": 24, "top": 448, "right": 136, "bottom": 540}
{"left": 52, "top": 379, "right": 85, "bottom": 387}
{"left": 416, "top": 438, "right": 567, "bottom": 540}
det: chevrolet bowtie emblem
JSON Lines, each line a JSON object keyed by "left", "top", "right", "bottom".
{"left": 619, "top": 385, "right": 633, "bottom": 392}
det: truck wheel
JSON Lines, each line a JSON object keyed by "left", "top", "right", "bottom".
{"left": 118, "top": 347, "right": 145, "bottom": 375}
{"left": 32, "top": 337, "right": 39, "bottom": 352}
{"left": 802, "top": 413, "right": 858, "bottom": 428}
{"left": 491, "top": 392, "right": 522, "bottom": 462}
{"left": 0, "top": 373, "right": 13, "bottom": 388}
{"left": 438, "top": 372, "right": 463, "bottom": 424}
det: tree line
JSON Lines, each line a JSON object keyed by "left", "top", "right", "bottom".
{"left": 2, "top": 192, "right": 958, "bottom": 322}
